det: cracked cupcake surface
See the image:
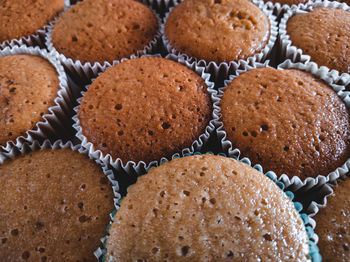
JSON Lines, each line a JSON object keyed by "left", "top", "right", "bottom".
{"left": 78, "top": 57, "right": 212, "bottom": 164}
{"left": 221, "top": 67, "right": 350, "bottom": 179}
{"left": 105, "top": 154, "right": 310, "bottom": 261}
{"left": 165, "top": 0, "right": 270, "bottom": 63}
{"left": 51, "top": 0, "right": 158, "bottom": 64}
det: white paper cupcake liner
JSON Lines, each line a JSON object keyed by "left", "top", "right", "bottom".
{"left": 0, "top": 0, "right": 70, "bottom": 50}
{"left": 45, "top": 1, "right": 163, "bottom": 84}
{"left": 251, "top": 0, "right": 314, "bottom": 19}
{"left": 0, "top": 139, "right": 121, "bottom": 259}
{"left": 214, "top": 59, "right": 350, "bottom": 194}
{"left": 279, "top": 0, "right": 350, "bottom": 80}
{"left": 0, "top": 45, "right": 73, "bottom": 153}
{"left": 161, "top": 0, "right": 278, "bottom": 82}
{"left": 94, "top": 152, "right": 321, "bottom": 261}
{"left": 72, "top": 53, "right": 219, "bottom": 176}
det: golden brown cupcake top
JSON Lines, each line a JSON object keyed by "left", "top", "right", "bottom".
{"left": 287, "top": 7, "right": 350, "bottom": 74}
{"left": 51, "top": 0, "right": 158, "bottom": 64}
{"left": 165, "top": 0, "right": 270, "bottom": 63}
{"left": 0, "top": 54, "right": 60, "bottom": 145}
{"left": 315, "top": 179, "right": 350, "bottom": 262}
{"left": 0, "top": 0, "right": 64, "bottom": 42}
{"left": 106, "top": 154, "right": 310, "bottom": 261}
{"left": 0, "top": 148, "right": 115, "bottom": 262}
{"left": 221, "top": 67, "right": 350, "bottom": 180}
{"left": 78, "top": 57, "right": 212, "bottom": 164}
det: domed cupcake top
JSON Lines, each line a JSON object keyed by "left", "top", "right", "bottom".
{"left": 0, "top": 0, "right": 64, "bottom": 42}
{"left": 287, "top": 7, "right": 350, "bottom": 74}
{"left": 0, "top": 148, "right": 115, "bottom": 261}
{"left": 105, "top": 154, "right": 310, "bottom": 261}
{"left": 51, "top": 0, "right": 159, "bottom": 64}
{"left": 315, "top": 178, "right": 350, "bottom": 261}
{"left": 165, "top": 0, "right": 270, "bottom": 63}
{"left": 221, "top": 67, "right": 350, "bottom": 179}
{"left": 78, "top": 57, "right": 212, "bottom": 164}
{"left": 0, "top": 54, "right": 60, "bottom": 144}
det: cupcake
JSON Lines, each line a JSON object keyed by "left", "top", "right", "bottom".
{"left": 285, "top": 7, "right": 350, "bottom": 74}
{"left": 105, "top": 154, "right": 311, "bottom": 261}
{"left": 0, "top": 0, "right": 64, "bottom": 44}
{"left": 76, "top": 57, "right": 213, "bottom": 166}
{"left": 219, "top": 67, "right": 350, "bottom": 180}
{"left": 314, "top": 178, "right": 350, "bottom": 261}
{"left": 0, "top": 54, "right": 61, "bottom": 145}
{"left": 0, "top": 144, "right": 115, "bottom": 261}
{"left": 50, "top": 0, "right": 159, "bottom": 65}
{"left": 164, "top": 0, "right": 271, "bottom": 64}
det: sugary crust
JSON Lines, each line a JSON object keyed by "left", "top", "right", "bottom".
{"left": 221, "top": 67, "right": 350, "bottom": 179}
{"left": 106, "top": 154, "right": 310, "bottom": 261}
{"left": 0, "top": 0, "right": 64, "bottom": 42}
{"left": 165, "top": 0, "right": 270, "bottom": 63}
{"left": 315, "top": 178, "right": 350, "bottom": 262}
{"left": 78, "top": 57, "right": 212, "bottom": 164}
{"left": 0, "top": 149, "right": 115, "bottom": 262}
{"left": 51, "top": 0, "right": 158, "bottom": 64}
{"left": 0, "top": 55, "right": 60, "bottom": 145}
{"left": 287, "top": 7, "right": 350, "bottom": 74}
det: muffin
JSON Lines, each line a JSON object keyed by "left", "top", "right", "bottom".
{"left": 77, "top": 57, "right": 212, "bottom": 164}
{"left": 220, "top": 67, "right": 350, "bottom": 180}
{"left": 287, "top": 7, "right": 350, "bottom": 74}
{"left": 315, "top": 178, "right": 350, "bottom": 262}
{"left": 105, "top": 154, "right": 310, "bottom": 261}
{"left": 0, "top": 148, "right": 115, "bottom": 261}
{"left": 0, "top": 0, "right": 64, "bottom": 43}
{"left": 165, "top": 0, "right": 270, "bottom": 64}
{"left": 51, "top": 0, "right": 159, "bottom": 64}
{"left": 0, "top": 54, "right": 61, "bottom": 145}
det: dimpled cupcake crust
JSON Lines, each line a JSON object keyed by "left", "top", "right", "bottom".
{"left": 221, "top": 67, "right": 350, "bottom": 180}
{"left": 165, "top": 0, "right": 270, "bottom": 64}
{"left": 105, "top": 154, "right": 310, "bottom": 261}
{"left": 51, "top": 0, "right": 159, "bottom": 64}
{"left": 0, "top": 54, "right": 60, "bottom": 145}
{"left": 0, "top": 0, "right": 64, "bottom": 43}
{"left": 287, "top": 7, "right": 350, "bottom": 74}
{"left": 78, "top": 57, "right": 212, "bottom": 164}
{"left": 315, "top": 179, "right": 350, "bottom": 262}
{"left": 0, "top": 148, "right": 115, "bottom": 262}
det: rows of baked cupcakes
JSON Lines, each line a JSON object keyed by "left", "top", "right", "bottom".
{"left": 1, "top": 0, "right": 348, "bottom": 203}
{"left": 2, "top": 1, "right": 350, "bottom": 260}
{"left": 1, "top": 0, "right": 348, "bottom": 199}
{"left": 1, "top": 0, "right": 349, "bottom": 86}
{"left": 0, "top": 47, "right": 324, "bottom": 261}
